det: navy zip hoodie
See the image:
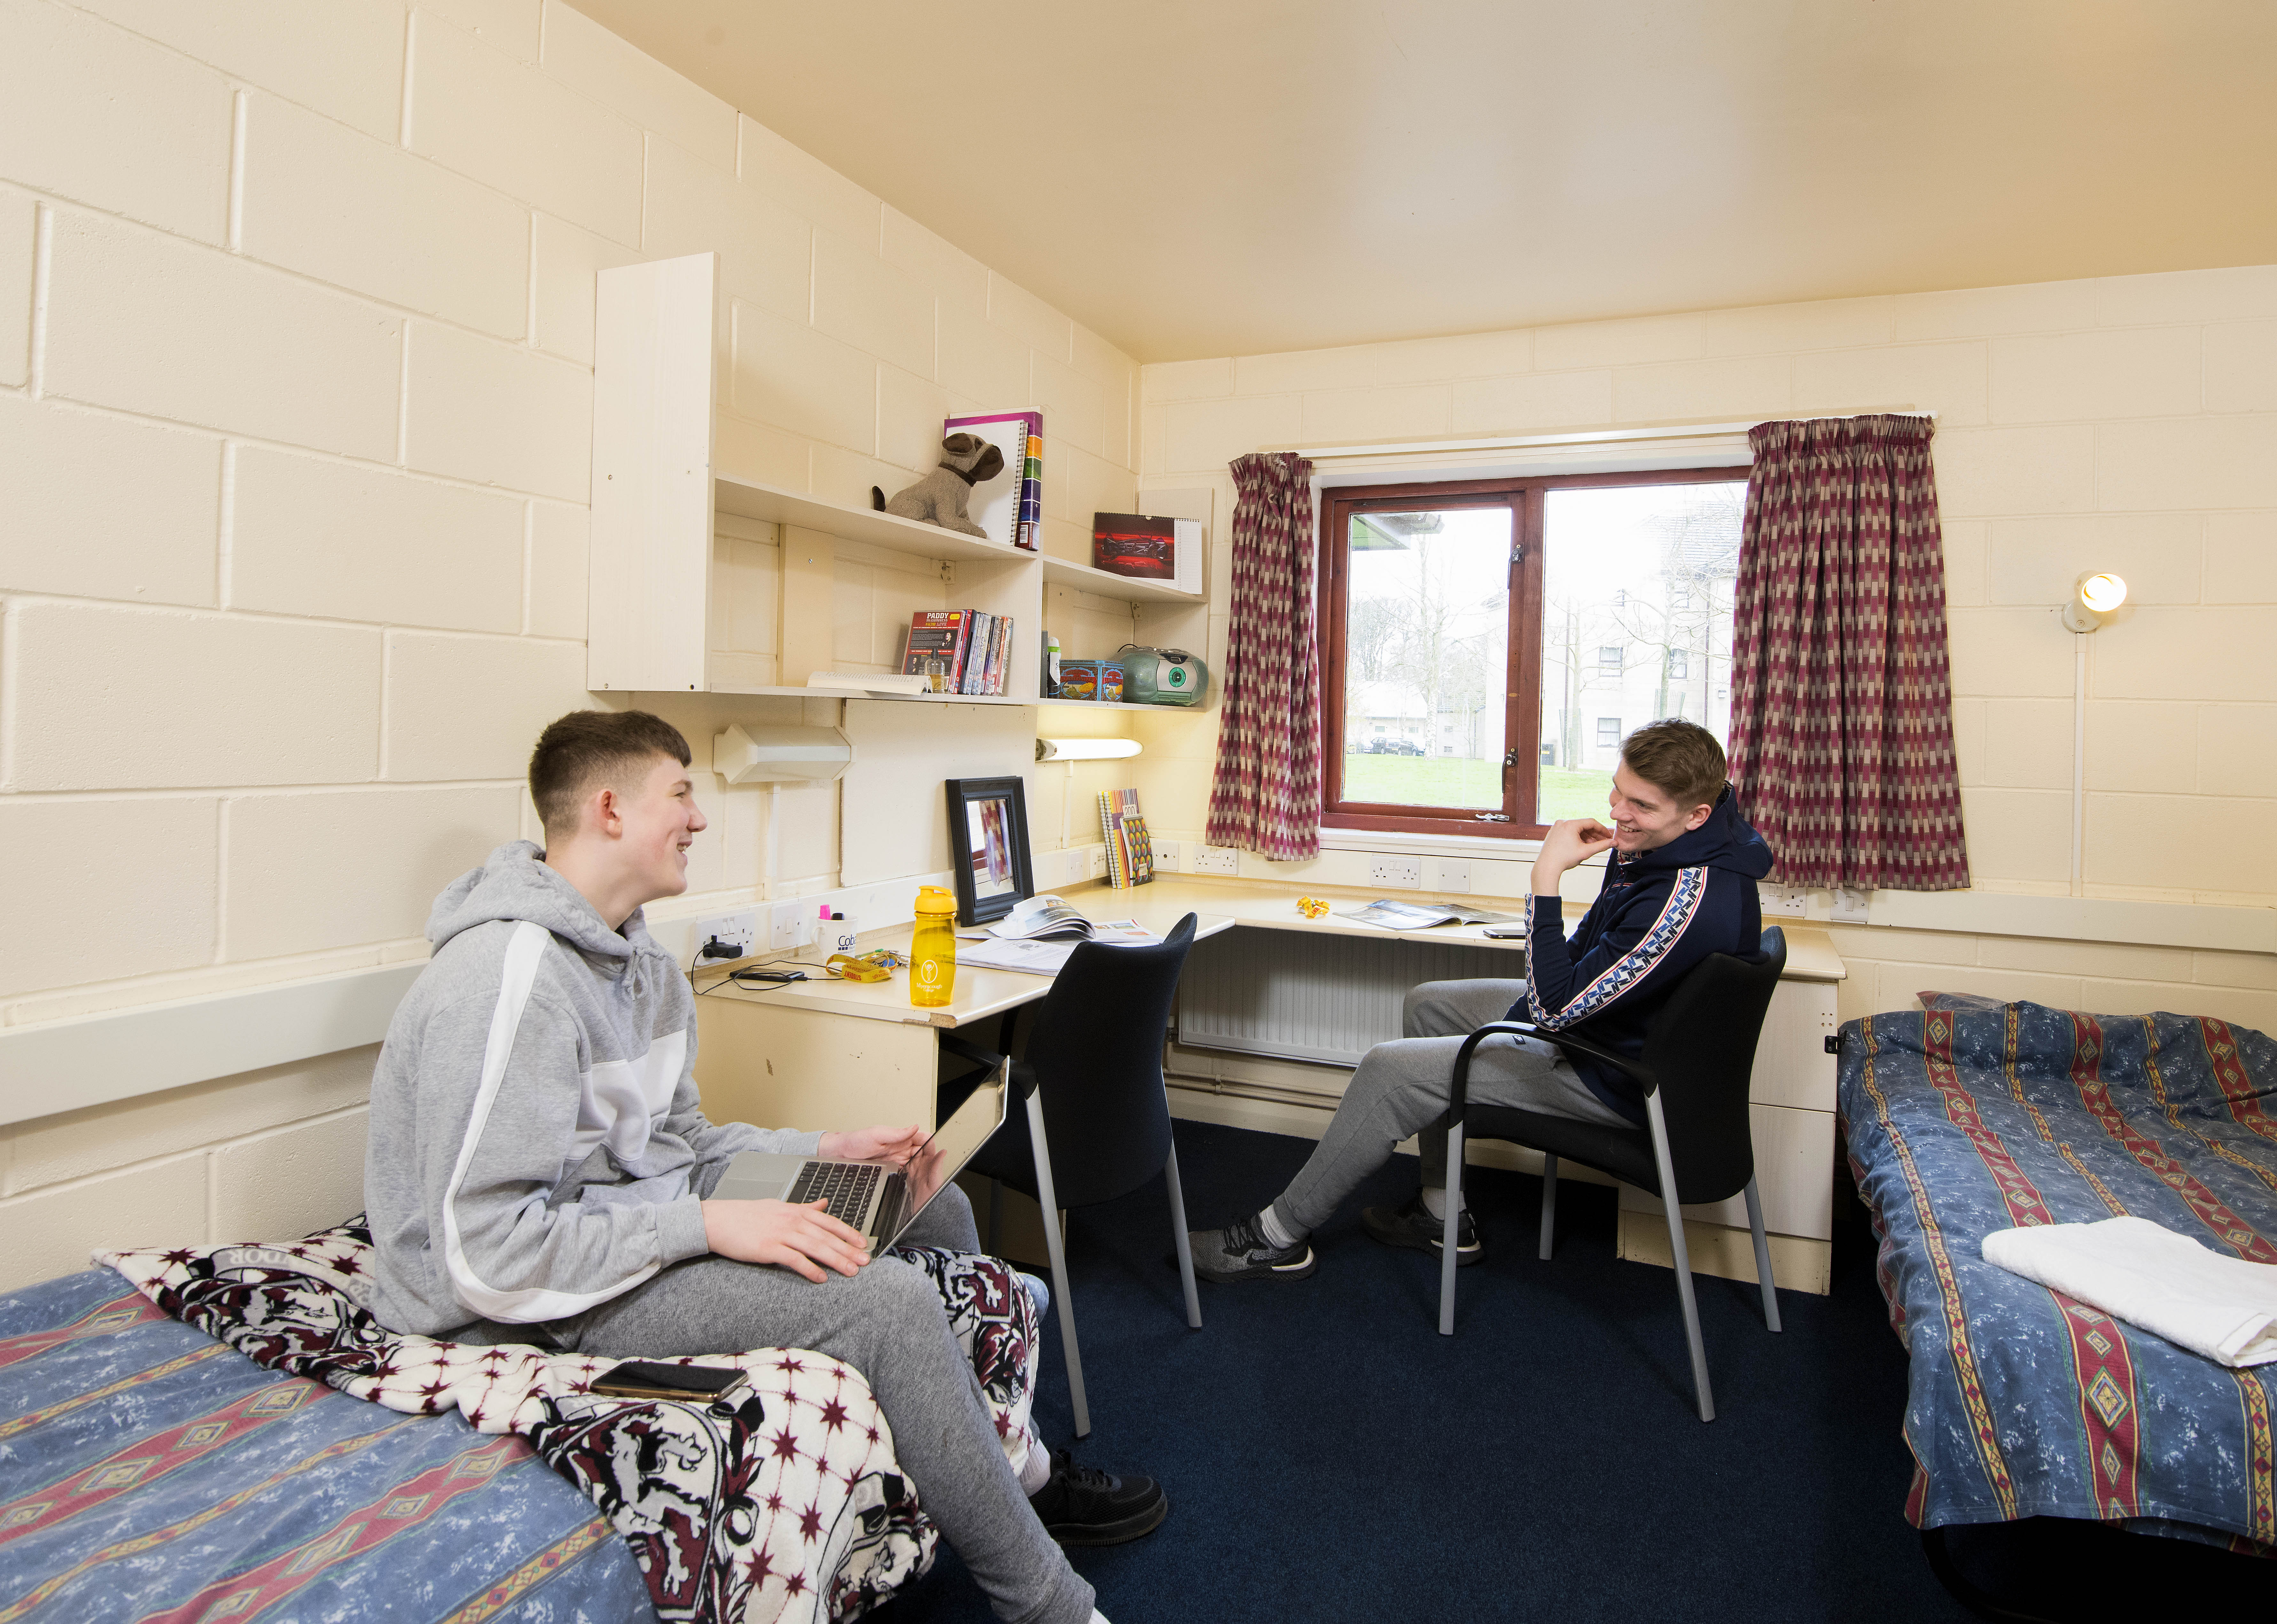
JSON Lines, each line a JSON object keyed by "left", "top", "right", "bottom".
{"left": 1516, "top": 788, "right": 1774, "bottom": 1125}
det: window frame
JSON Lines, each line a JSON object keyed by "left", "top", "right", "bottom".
{"left": 1314, "top": 465, "right": 1748, "bottom": 841}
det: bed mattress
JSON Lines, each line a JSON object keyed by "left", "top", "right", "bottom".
{"left": 0, "top": 1266, "right": 654, "bottom": 1622}
{"left": 1839, "top": 995, "right": 2277, "bottom": 1553}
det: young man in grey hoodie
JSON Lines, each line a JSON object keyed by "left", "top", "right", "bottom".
{"left": 365, "top": 710, "right": 1158, "bottom": 1624}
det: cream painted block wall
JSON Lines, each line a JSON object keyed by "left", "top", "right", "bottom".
{"left": 0, "top": 0, "right": 1138, "bottom": 1289}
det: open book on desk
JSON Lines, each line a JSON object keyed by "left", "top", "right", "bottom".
{"left": 1335, "top": 899, "right": 1522, "bottom": 932}
{"left": 959, "top": 917, "right": 1160, "bottom": 976}
{"left": 986, "top": 895, "right": 1159, "bottom": 944}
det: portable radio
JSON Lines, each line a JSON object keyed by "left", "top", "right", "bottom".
{"left": 1118, "top": 646, "right": 1207, "bottom": 706}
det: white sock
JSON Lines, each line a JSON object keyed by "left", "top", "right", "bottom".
{"left": 1420, "top": 1186, "right": 1466, "bottom": 1220}
{"left": 1257, "top": 1204, "right": 1299, "bottom": 1249}
{"left": 1017, "top": 1424, "right": 1052, "bottom": 1494}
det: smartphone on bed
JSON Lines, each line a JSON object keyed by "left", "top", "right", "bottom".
{"left": 589, "top": 1361, "right": 750, "bottom": 1402}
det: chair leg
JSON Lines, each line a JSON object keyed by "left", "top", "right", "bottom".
{"left": 1742, "top": 1176, "right": 1782, "bottom": 1333}
{"left": 1538, "top": 1153, "right": 1559, "bottom": 1261}
{"left": 1023, "top": 1090, "right": 1090, "bottom": 1439}
{"left": 986, "top": 1177, "right": 1002, "bottom": 1256}
{"left": 1163, "top": 1145, "right": 1202, "bottom": 1330}
{"left": 1644, "top": 1091, "right": 1714, "bottom": 1423}
{"left": 1437, "top": 1122, "right": 1466, "bottom": 1337}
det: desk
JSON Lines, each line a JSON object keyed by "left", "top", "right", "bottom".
{"left": 691, "top": 889, "right": 1235, "bottom": 1133}
{"left": 691, "top": 875, "right": 1848, "bottom": 1291}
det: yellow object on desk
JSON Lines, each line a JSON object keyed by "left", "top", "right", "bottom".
{"left": 825, "top": 953, "right": 891, "bottom": 983}
{"left": 910, "top": 885, "right": 957, "bottom": 1008}
{"left": 1296, "top": 896, "right": 1331, "bottom": 919}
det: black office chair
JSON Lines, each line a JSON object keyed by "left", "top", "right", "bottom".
{"left": 951, "top": 912, "right": 1202, "bottom": 1438}
{"left": 1436, "top": 926, "right": 1788, "bottom": 1423}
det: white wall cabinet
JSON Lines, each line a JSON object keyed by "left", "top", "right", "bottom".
{"left": 589, "top": 253, "right": 1208, "bottom": 705}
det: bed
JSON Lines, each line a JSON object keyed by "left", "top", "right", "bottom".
{"left": 0, "top": 1224, "right": 1041, "bottom": 1623}
{"left": 1837, "top": 992, "right": 2277, "bottom": 1556}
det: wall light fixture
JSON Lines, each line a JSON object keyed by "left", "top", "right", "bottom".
{"left": 2060, "top": 571, "right": 2128, "bottom": 633}
{"left": 1035, "top": 737, "right": 1142, "bottom": 761}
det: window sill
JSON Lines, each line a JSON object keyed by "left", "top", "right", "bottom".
{"left": 1315, "top": 827, "right": 1552, "bottom": 863}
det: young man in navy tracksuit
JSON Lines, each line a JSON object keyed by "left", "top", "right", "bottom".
{"left": 1190, "top": 718, "right": 1774, "bottom": 1280}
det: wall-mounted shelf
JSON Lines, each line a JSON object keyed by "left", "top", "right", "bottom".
{"left": 672, "top": 682, "right": 1203, "bottom": 715}
{"left": 1039, "top": 556, "right": 1204, "bottom": 605}
{"left": 588, "top": 251, "right": 1210, "bottom": 701}
{"left": 714, "top": 475, "right": 1029, "bottom": 567}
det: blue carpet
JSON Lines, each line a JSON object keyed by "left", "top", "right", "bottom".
{"left": 884, "top": 1118, "right": 1971, "bottom": 1623}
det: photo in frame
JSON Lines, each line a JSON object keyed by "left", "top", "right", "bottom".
{"left": 944, "top": 776, "right": 1035, "bottom": 926}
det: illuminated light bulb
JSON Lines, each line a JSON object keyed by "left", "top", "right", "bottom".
{"left": 2061, "top": 570, "right": 2130, "bottom": 632}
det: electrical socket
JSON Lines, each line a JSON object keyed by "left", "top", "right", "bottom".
{"left": 1436, "top": 859, "right": 1470, "bottom": 893}
{"left": 1831, "top": 887, "right": 1871, "bottom": 924}
{"left": 1152, "top": 839, "right": 1180, "bottom": 872}
{"left": 1759, "top": 884, "right": 1807, "bottom": 919}
{"left": 1190, "top": 845, "right": 1237, "bottom": 876}
{"left": 767, "top": 902, "right": 804, "bottom": 953}
{"left": 1090, "top": 846, "right": 1107, "bottom": 878}
{"left": 1369, "top": 857, "right": 1422, "bottom": 888}
{"left": 694, "top": 909, "right": 757, "bottom": 961}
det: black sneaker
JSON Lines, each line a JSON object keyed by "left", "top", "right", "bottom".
{"left": 1187, "top": 1212, "right": 1317, "bottom": 1283}
{"left": 1361, "top": 1193, "right": 1483, "bottom": 1265}
{"left": 1027, "top": 1449, "right": 1168, "bottom": 1546}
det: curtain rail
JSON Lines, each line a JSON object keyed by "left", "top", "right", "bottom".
{"left": 1282, "top": 409, "right": 1937, "bottom": 462}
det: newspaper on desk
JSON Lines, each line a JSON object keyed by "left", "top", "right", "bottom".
{"left": 1334, "top": 898, "right": 1521, "bottom": 931}
{"left": 958, "top": 918, "right": 1159, "bottom": 976}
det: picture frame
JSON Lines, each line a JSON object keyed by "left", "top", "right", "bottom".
{"left": 944, "top": 776, "right": 1035, "bottom": 926}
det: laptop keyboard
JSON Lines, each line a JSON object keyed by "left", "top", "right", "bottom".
{"left": 787, "top": 1161, "right": 882, "bottom": 1227}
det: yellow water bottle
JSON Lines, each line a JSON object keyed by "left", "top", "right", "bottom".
{"left": 910, "top": 885, "right": 957, "bottom": 1008}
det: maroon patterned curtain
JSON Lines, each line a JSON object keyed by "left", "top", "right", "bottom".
{"left": 1206, "top": 452, "right": 1322, "bottom": 860}
{"left": 1726, "top": 415, "right": 1970, "bottom": 891}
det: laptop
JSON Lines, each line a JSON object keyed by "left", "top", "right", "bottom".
{"left": 710, "top": 1061, "right": 1010, "bottom": 1251}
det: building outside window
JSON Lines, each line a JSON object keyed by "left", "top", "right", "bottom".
{"left": 1318, "top": 471, "right": 1744, "bottom": 837}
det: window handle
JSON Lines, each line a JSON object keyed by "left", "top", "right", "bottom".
{"left": 1502, "top": 748, "right": 1522, "bottom": 769}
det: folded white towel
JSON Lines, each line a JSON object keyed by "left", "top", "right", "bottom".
{"left": 1982, "top": 1216, "right": 2277, "bottom": 1368}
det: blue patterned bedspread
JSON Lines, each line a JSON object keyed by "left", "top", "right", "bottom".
{"left": 0, "top": 1267, "right": 655, "bottom": 1623}
{"left": 1838, "top": 996, "right": 2277, "bottom": 1553}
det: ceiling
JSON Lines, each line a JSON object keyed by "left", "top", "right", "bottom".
{"left": 568, "top": 1, "right": 2277, "bottom": 363}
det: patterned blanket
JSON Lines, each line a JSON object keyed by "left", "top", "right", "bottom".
{"left": 1839, "top": 995, "right": 2277, "bottom": 1554}
{"left": 92, "top": 1225, "right": 1041, "bottom": 1623}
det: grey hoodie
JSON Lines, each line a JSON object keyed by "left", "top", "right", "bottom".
{"left": 364, "top": 841, "right": 818, "bottom": 1336}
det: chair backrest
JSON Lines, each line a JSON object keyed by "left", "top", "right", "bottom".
{"left": 1015, "top": 912, "right": 1198, "bottom": 1207}
{"left": 1639, "top": 926, "right": 1788, "bottom": 1206}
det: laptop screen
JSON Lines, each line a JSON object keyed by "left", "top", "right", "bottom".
{"left": 888, "top": 1064, "right": 1009, "bottom": 1243}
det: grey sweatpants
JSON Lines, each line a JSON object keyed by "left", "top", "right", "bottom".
{"left": 1270, "top": 978, "right": 1631, "bottom": 1239}
{"left": 515, "top": 1183, "right": 1092, "bottom": 1624}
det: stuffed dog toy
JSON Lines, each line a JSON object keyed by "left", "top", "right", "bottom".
{"left": 870, "top": 433, "right": 1005, "bottom": 536}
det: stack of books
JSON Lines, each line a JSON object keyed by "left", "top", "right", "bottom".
{"left": 902, "top": 610, "right": 1015, "bottom": 695}
{"left": 946, "top": 411, "right": 1043, "bottom": 552}
{"left": 1098, "top": 788, "right": 1154, "bottom": 888}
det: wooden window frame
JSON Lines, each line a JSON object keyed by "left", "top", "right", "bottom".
{"left": 1315, "top": 466, "right": 1749, "bottom": 841}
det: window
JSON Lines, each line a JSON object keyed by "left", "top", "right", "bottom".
{"left": 1318, "top": 469, "right": 1745, "bottom": 837}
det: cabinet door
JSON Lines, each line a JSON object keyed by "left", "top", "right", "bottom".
{"left": 590, "top": 253, "right": 716, "bottom": 692}
{"left": 1748, "top": 978, "right": 1838, "bottom": 1111}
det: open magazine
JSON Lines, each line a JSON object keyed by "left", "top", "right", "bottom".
{"left": 1335, "top": 899, "right": 1521, "bottom": 931}
{"left": 985, "top": 894, "right": 1159, "bottom": 944}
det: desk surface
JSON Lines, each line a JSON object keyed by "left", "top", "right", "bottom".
{"left": 694, "top": 888, "right": 1240, "bottom": 1029}
{"left": 692, "top": 878, "right": 1843, "bottom": 1028}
